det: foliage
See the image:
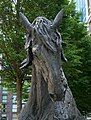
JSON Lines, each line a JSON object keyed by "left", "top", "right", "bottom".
{"left": 61, "top": 2, "right": 91, "bottom": 115}
{"left": 73, "top": 36, "right": 91, "bottom": 114}
{"left": 0, "top": 0, "right": 31, "bottom": 113}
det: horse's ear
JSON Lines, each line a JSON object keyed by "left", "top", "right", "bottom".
{"left": 19, "top": 12, "right": 33, "bottom": 33}
{"left": 52, "top": 9, "right": 64, "bottom": 29}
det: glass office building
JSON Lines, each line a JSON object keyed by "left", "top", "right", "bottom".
{"left": 74, "top": 0, "right": 91, "bottom": 35}
{"left": 74, "top": 0, "right": 86, "bottom": 22}
{"left": 86, "top": 0, "right": 91, "bottom": 35}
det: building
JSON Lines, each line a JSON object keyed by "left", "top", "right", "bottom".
{"left": 75, "top": 0, "right": 86, "bottom": 22}
{"left": 0, "top": 55, "right": 17, "bottom": 120}
{"left": 74, "top": 0, "right": 86, "bottom": 22}
{"left": 86, "top": 0, "right": 91, "bottom": 35}
{"left": 0, "top": 88, "right": 17, "bottom": 120}
{"left": 74, "top": 0, "right": 91, "bottom": 35}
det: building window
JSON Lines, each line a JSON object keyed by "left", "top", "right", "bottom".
{"left": 12, "top": 114, "right": 17, "bottom": 120}
{"left": 2, "top": 88, "right": 7, "bottom": 94}
{"left": 2, "top": 95, "right": 7, "bottom": 103}
{"left": 1, "top": 114, "right": 7, "bottom": 120}
{"left": 12, "top": 104, "right": 17, "bottom": 112}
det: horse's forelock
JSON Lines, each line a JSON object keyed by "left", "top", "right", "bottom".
{"left": 32, "top": 17, "right": 52, "bottom": 40}
{"left": 32, "top": 17, "right": 61, "bottom": 41}
{"left": 31, "top": 17, "right": 62, "bottom": 53}
{"left": 32, "top": 17, "right": 52, "bottom": 26}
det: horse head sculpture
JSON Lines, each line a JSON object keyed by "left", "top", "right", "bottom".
{"left": 19, "top": 10, "right": 86, "bottom": 120}
{"left": 20, "top": 10, "right": 67, "bottom": 101}
{"left": 20, "top": 9, "right": 67, "bottom": 69}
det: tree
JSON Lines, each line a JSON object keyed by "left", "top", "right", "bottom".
{"left": 0, "top": 0, "right": 32, "bottom": 117}
{"left": 61, "top": 1, "right": 91, "bottom": 115}
{"left": 67, "top": 36, "right": 91, "bottom": 115}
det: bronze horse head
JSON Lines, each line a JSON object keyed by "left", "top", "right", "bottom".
{"left": 19, "top": 9, "right": 67, "bottom": 69}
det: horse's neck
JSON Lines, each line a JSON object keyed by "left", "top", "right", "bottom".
{"left": 30, "top": 62, "right": 51, "bottom": 112}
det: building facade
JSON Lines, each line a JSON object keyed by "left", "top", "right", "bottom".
{"left": 86, "top": 0, "right": 91, "bottom": 35}
{"left": 74, "top": 0, "right": 86, "bottom": 22}
{"left": 0, "top": 55, "right": 17, "bottom": 120}
{"left": 0, "top": 89, "right": 17, "bottom": 120}
{"left": 74, "top": 0, "right": 91, "bottom": 35}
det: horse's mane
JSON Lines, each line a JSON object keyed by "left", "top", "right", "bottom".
{"left": 32, "top": 17, "right": 62, "bottom": 50}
